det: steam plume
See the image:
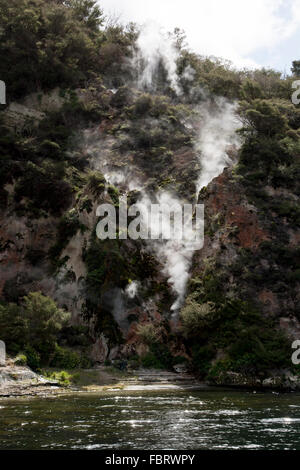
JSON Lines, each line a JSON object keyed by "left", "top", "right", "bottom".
{"left": 133, "top": 20, "right": 180, "bottom": 94}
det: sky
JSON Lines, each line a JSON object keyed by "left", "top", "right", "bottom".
{"left": 98, "top": 0, "right": 300, "bottom": 72}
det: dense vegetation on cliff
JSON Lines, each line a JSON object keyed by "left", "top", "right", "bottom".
{"left": 0, "top": 0, "right": 299, "bottom": 385}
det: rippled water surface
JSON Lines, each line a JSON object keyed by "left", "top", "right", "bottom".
{"left": 1, "top": 390, "right": 300, "bottom": 449}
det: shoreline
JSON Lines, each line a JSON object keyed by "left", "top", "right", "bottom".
{"left": 1, "top": 365, "right": 300, "bottom": 399}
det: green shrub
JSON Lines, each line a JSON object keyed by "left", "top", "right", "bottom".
{"left": 107, "top": 185, "right": 119, "bottom": 206}
{"left": 49, "top": 209, "right": 85, "bottom": 263}
{"left": 60, "top": 325, "right": 91, "bottom": 347}
{"left": 207, "top": 359, "right": 233, "bottom": 381}
{"left": 24, "top": 346, "right": 41, "bottom": 371}
{"left": 40, "top": 140, "right": 63, "bottom": 159}
{"left": 180, "top": 300, "right": 216, "bottom": 337}
{"left": 87, "top": 171, "right": 106, "bottom": 198}
{"left": 136, "top": 323, "right": 159, "bottom": 345}
{"left": 132, "top": 94, "right": 153, "bottom": 117}
{"left": 173, "top": 356, "right": 188, "bottom": 365}
{"left": 50, "top": 344, "right": 81, "bottom": 369}
{"left": 43, "top": 370, "right": 73, "bottom": 386}
{"left": 139, "top": 341, "right": 174, "bottom": 370}
{"left": 14, "top": 354, "right": 27, "bottom": 366}
{"left": 141, "top": 352, "right": 165, "bottom": 369}
{"left": 79, "top": 196, "right": 93, "bottom": 213}
{"left": 191, "top": 345, "right": 216, "bottom": 376}
{"left": 14, "top": 161, "right": 73, "bottom": 216}
{"left": 83, "top": 236, "right": 134, "bottom": 305}
{"left": 150, "top": 342, "right": 174, "bottom": 369}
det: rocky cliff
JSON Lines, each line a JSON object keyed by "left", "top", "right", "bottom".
{"left": 0, "top": 0, "right": 299, "bottom": 388}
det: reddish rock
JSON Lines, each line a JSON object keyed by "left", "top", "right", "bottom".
{"left": 259, "top": 289, "right": 279, "bottom": 313}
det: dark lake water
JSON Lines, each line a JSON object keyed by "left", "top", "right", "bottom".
{"left": 0, "top": 390, "right": 300, "bottom": 450}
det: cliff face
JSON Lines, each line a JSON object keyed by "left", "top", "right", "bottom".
{"left": 0, "top": 89, "right": 197, "bottom": 366}
{"left": 195, "top": 167, "right": 299, "bottom": 324}
{"left": 2, "top": 0, "right": 300, "bottom": 391}
{"left": 181, "top": 160, "right": 300, "bottom": 387}
{"left": 1, "top": 85, "right": 300, "bottom": 384}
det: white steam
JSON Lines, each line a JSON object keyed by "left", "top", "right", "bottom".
{"left": 133, "top": 21, "right": 180, "bottom": 94}
{"left": 77, "top": 21, "right": 241, "bottom": 319}
{"left": 135, "top": 191, "right": 204, "bottom": 313}
{"left": 103, "top": 169, "right": 143, "bottom": 192}
{"left": 128, "top": 99, "right": 240, "bottom": 314}
{"left": 196, "top": 99, "right": 240, "bottom": 192}
{"left": 125, "top": 281, "right": 140, "bottom": 299}
{"left": 158, "top": 240, "right": 194, "bottom": 312}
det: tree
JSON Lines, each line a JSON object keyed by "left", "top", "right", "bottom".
{"left": 291, "top": 60, "right": 300, "bottom": 77}
{"left": 240, "top": 80, "right": 263, "bottom": 101}
{"left": 0, "top": 0, "right": 103, "bottom": 98}
{"left": 238, "top": 99, "right": 288, "bottom": 137}
{"left": 23, "top": 292, "right": 70, "bottom": 356}
{"left": 63, "top": 0, "right": 104, "bottom": 32}
{"left": 0, "top": 303, "right": 28, "bottom": 353}
{"left": 0, "top": 292, "right": 70, "bottom": 360}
